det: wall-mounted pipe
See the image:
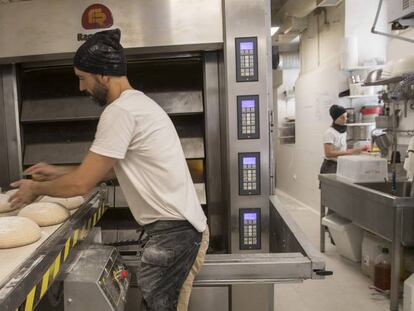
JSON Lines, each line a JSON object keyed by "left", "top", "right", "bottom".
{"left": 371, "top": 0, "right": 414, "bottom": 44}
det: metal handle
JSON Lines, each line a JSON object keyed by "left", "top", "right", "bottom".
{"left": 314, "top": 269, "right": 333, "bottom": 276}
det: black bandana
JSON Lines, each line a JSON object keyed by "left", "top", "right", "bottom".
{"left": 332, "top": 123, "right": 347, "bottom": 133}
{"left": 73, "top": 29, "right": 127, "bottom": 76}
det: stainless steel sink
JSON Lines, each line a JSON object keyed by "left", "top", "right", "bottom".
{"left": 319, "top": 174, "right": 414, "bottom": 311}
{"left": 355, "top": 181, "right": 413, "bottom": 197}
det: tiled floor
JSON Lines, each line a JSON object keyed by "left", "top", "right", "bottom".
{"left": 273, "top": 190, "right": 400, "bottom": 311}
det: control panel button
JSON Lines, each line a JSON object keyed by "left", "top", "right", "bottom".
{"left": 239, "top": 208, "right": 261, "bottom": 250}
{"left": 239, "top": 153, "right": 260, "bottom": 195}
{"left": 236, "top": 37, "right": 258, "bottom": 82}
{"left": 237, "top": 96, "right": 259, "bottom": 140}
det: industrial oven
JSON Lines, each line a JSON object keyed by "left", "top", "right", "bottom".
{"left": 0, "top": 1, "right": 327, "bottom": 311}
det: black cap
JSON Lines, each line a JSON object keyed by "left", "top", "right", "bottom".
{"left": 74, "top": 28, "right": 127, "bottom": 76}
{"left": 329, "top": 105, "right": 346, "bottom": 121}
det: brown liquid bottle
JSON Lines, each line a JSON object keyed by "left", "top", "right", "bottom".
{"left": 374, "top": 248, "right": 391, "bottom": 291}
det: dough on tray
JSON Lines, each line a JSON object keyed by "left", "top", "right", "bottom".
{"left": 18, "top": 202, "right": 70, "bottom": 227}
{"left": 0, "top": 216, "right": 41, "bottom": 249}
{"left": 40, "top": 195, "right": 84, "bottom": 210}
{"left": 0, "top": 194, "right": 19, "bottom": 213}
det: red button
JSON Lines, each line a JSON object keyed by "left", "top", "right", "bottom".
{"left": 120, "top": 270, "right": 128, "bottom": 279}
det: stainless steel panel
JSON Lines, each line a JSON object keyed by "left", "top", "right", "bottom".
{"left": 269, "top": 196, "right": 325, "bottom": 273}
{"left": 180, "top": 137, "right": 204, "bottom": 159}
{"left": 222, "top": 0, "right": 272, "bottom": 253}
{"left": 232, "top": 284, "right": 274, "bottom": 311}
{"left": 204, "top": 51, "right": 226, "bottom": 251}
{"left": 24, "top": 141, "right": 91, "bottom": 165}
{"left": 21, "top": 97, "right": 103, "bottom": 122}
{"left": 1, "top": 65, "right": 22, "bottom": 183}
{"left": 188, "top": 287, "right": 229, "bottom": 311}
{"left": 146, "top": 91, "right": 203, "bottom": 115}
{"left": 0, "top": 0, "right": 223, "bottom": 62}
{"left": 195, "top": 253, "right": 311, "bottom": 284}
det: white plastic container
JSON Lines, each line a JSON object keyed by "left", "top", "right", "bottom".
{"left": 337, "top": 155, "right": 388, "bottom": 183}
{"left": 322, "top": 213, "right": 363, "bottom": 262}
{"left": 361, "top": 231, "right": 390, "bottom": 279}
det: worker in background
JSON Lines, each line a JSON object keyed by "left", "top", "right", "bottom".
{"left": 9, "top": 29, "right": 208, "bottom": 311}
{"left": 320, "top": 104, "right": 367, "bottom": 174}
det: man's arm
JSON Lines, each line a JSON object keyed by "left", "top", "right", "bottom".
{"left": 10, "top": 151, "right": 117, "bottom": 206}
{"left": 25, "top": 163, "right": 78, "bottom": 181}
{"left": 102, "top": 168, "right": 116, "bottom": 181}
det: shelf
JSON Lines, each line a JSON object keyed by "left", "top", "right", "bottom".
{"left": 279, "top": 136, "right": 295, "bottom": 139}
{"left": 346, "top": 122, "right": 376, "bottom": 127}
{"left": 180, "top": 137, "right": 205, "bottom": 159}
{"left": 340, "top": 95, "right": 379, "bottom": 99}
{"left": 21, "top": 97, "right": 104, "bottom": 123}
{"left": 341, "top": 65, "right": 384, "bottom": 71}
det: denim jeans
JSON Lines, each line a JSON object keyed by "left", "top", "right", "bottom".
{"left": 137, "top": 220, "right": 202, "bottom": 311}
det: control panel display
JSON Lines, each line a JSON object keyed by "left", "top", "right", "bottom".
{"left": 237, "top": 95, "right": 260, "bottom": 139}
{"left": 239, "top": 208, "right": 261, "bottom": 250}
{"left": 235, "top": 37, "right": 258, "bottom": 82}
{"left": 238, "top": 152, "right": 260, "bottom": 195}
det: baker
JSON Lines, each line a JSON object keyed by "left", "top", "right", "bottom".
{"left": 10, "top": 28, "right": 209, "bottom": 311}
{"left": 320, "top": 104, "right": 367, "bottom": 174}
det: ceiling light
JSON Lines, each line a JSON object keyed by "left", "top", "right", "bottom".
{"left": 271, "top": 27, "right": 280, "bottom": 36}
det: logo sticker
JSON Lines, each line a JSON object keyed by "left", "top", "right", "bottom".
{"left": 82, "top": 4, "right": 113, "bottom": 29}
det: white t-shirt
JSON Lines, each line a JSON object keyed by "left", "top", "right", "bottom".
{"left": 323, "top": 127, "right": 347, "bottom": 161}
{"left": 90, "top": 90, "right": 207, "bottom": 232}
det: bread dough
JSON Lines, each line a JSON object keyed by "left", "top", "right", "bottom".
{"left": 40, "top": 195, "right": 84, "bottom": 210}
{"left": 0, "top": 194, "right": 19, "bottom": 213}
{"left": 0, "top": 208, "right": 21, "bottom": 217}
{"left": 5, "top": 189, "right": 18, "bottom": 197}
{"left": 0, "top": 216, "right": 41, "bottom": 249}
{"left": 18, "top": 202, "right": 70, "bottom": 226}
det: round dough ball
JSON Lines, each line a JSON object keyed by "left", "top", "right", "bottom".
{"left": 0, "top": 216, "right": 41, "bottom": 249}
{"left": 18, "top": 202, "right": 70, "bottom": 227}
{"left": 5, "top": 189, "right": 18, "bottom": 197}
{"left": 0, "top": 194, "right": 19, "bottom": 213}
{"left": 40, "top": 195, "right": 84, "bottom": 210}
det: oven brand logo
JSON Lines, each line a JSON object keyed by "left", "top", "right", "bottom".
{"left": 81, "top": 4, "right": 113, "bottom": 29}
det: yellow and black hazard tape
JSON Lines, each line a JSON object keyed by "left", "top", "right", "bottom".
{"left": 15, "top": 204, "right": 109, "bottom": 311}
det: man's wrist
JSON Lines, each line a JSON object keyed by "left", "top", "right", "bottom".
{"left": 30, "top": 181, "right": 41, "bottom": 196}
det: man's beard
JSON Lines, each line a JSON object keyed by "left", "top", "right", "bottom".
{"left": 87, "top": 81, "right": 108, "bottom": 107}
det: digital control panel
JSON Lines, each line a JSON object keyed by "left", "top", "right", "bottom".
{"left": 237, "top": 95, "right": 260, "bottom": 139}
{"left": 235, "top": 37, "right": 258, "bottom": 82}
{"left": 239, "top": 152, "right": 260, "bottom": 195}
{"left": 239, "top": 208, "right": 261, "bottom": 250}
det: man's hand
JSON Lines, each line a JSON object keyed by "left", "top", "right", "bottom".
{"left": 25, "top": 162, "right": 77, "bottom": 181}
{"left": 9, "top": 179, "right": 38, "bottom": 207}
